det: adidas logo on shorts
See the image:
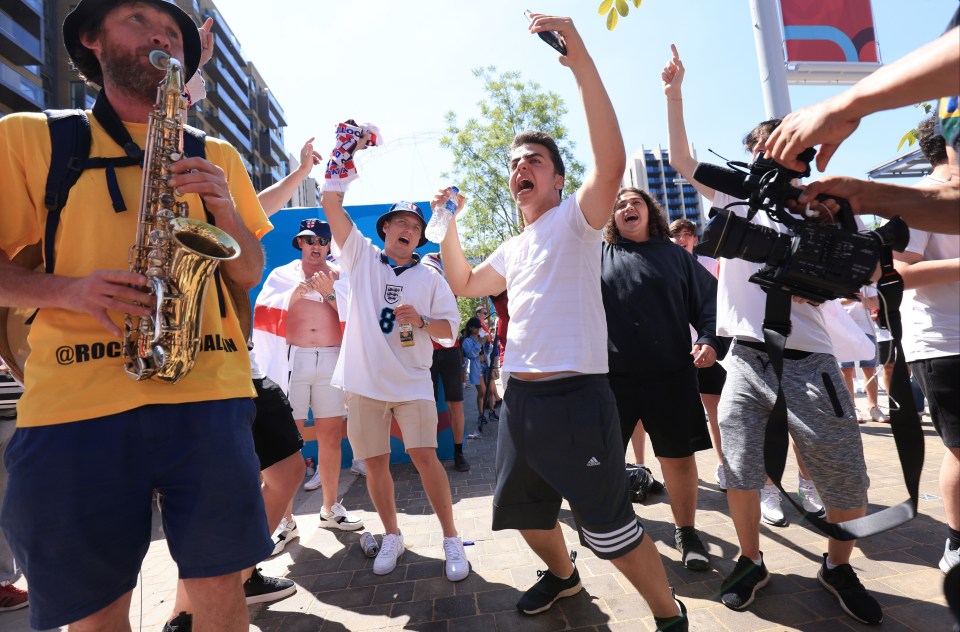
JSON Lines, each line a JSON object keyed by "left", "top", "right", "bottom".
{"left": 586, "top": 457, "right": 601, "bottom": 467}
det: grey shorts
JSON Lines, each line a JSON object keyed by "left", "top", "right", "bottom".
{"left": 718, "top": 343, "right": 869, "bottom": 510}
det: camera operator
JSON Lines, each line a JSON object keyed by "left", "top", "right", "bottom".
{"left": 663, "top": 45, "right": 882, "bottom": 624}
{"left": 767, "top": 10, "right": 959, "bottom": 234}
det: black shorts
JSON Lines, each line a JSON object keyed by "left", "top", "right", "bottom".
{"left": 492, "top": 375, "right": 644, "bottom": 560}
{"left": 431, "top": 346, "right": 464, "bottom": 403}
{"left": 877, "top": 340, "right": 897, "bottom": 366}
{"left": 609, "top": 366, "right": 712, "bottom": 459}
{"left": 910, "top": 356, "right": 959, "bottom": 448}
{"left": 697, "top": 362, "right": 727, "bottom": 395}
{"left": 252, "top": 377, "right": 304, "bottom": 470}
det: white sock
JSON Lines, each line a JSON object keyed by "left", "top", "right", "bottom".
{"left": 825, "top": 557, "right": 839, "bottom": 570}
{"left": 751, "top": 556, "right": 763, "bottom": 566}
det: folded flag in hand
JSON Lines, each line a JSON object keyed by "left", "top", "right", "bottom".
{"left": 323, "top": 119, "right": 382, "bottom": 191}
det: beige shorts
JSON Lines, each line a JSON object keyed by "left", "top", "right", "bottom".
{"left": 346, "top": 394, "right": 438, "bottom": 459}
{"left": 288, "top": 346, "right": 346, "bottom": 420}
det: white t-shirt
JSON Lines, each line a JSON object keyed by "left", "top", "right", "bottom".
{"left": 332, "top": 224, "right": 460, "bottom": 401}
{"left": 696, "top": 255, "right": 720, "bottom": 278}
{"left": 713, "top": 192, "right": 833, "bottom": 353}
{"left": 841, "top": 287, "right": 877, "bottom": 337}
{"left": 899, "top": 190, "right": 960, "bottom": 361}
{"left": 487, "top": 194, "right": 608, "bottom": 374}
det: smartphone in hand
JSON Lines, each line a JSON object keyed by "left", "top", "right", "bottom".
{"left": 524, "top": 10, "right": 567, "bottom": 55}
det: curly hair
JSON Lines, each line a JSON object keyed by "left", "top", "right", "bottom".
{"left": 603, "top": 188, "right": 670, "bottom": 244}
{"left": 68, "top": 3, "right": 116, "bottom": 87}
{"left": 742, "top": 118, "right": 782, "bottom": 153}
{"left": 917, "top": 115, "right": 947, "bottom": 167}
{"left": 510, "top": 131, "right": 565, "bottom": 178}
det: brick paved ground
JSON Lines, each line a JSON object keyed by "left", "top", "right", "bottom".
{"left": 4, "top": 384, "right": 954, "bottom": 631}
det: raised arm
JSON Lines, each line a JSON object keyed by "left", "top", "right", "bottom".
{"left": 528, "top": 14, "right": 625, "bottom": 229}
{"left": 258, "top": 137, "right": 321, "bottom": 216}
{"left": 768, "top": 25, "right": 960, "bottom": 172}
{"left": 663, "top": 44, "right": 715, "bottom": 204}
{"left": 436, "top": 188, "right": 507, "bottom": 299}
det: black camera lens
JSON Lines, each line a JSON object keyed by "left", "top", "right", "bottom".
{"left": 695, "top": 207, "right": 788, "bottom": 265}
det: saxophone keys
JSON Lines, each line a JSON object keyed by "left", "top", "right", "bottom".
{"left": 169, "top": 152, "right": 182, "bottom": 162}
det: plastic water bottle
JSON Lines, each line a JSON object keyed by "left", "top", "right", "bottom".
{"left": 360, "top": 532, "right": 380, "bottom": 558}
{"left": 425, "top": 186, "right": 459, "bottom": 243}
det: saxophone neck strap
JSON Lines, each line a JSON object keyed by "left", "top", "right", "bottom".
{"left": 92, "top": 90, "right": 143, "bottom": 162}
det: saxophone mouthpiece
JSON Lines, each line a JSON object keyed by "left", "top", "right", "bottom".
{"left": 148, "top": 50, "right": 180, "bottom": 70}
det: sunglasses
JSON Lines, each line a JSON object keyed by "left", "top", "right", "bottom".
{"left": 301, "top": 236, "right": 330, "bottom": 246}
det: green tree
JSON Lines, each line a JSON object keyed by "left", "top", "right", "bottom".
{"left": 897, "top": 101, "right": 936, "bottom": 150}
{"left": 441, "top": 66, "right": 585, "bottom": 260}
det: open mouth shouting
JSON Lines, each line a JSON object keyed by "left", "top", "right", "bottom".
{"left": 622, "top": 209, "right": 640, "bottom": 224}
{"left": 516, "top": 176, "right": 535, "bottom": 198}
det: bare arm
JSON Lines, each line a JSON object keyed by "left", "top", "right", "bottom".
{"left": 258, "top": 138, "right": 321, "bottom": 216}
{"left": 320, "top": 189, "right": 354, "bottom": 250}
{"left": 527, "top": 14, "right": 625, "bottom": 229}
{"left": 662, "top": 44, "right": 715, "bottom": 204}
{"left": 768, "top": 26, "right": 960, "bottom": 172}
{"left": 796, "top": 176, "right": 960, "bottom": 234}
{"left": 0, "top": 253, "right": 151, "bottom": 336}
{"left": 437, "top": 189, "right": 507, "bottom": 299}
{"left": 893, "top": 250, "right": 960, "bottom": 289}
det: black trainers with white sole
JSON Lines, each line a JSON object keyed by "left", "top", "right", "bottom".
{"left": 517, "top": 551, "right": 582, "bottom": 615}
{"left": 243, "top": 567, "right": 296, "bottom": 605}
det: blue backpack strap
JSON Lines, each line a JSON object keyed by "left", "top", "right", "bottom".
{"left": 43, "top": 109, "right": 91, "bottom": 275}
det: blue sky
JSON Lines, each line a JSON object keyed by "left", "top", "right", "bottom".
{"left": 213, "top": 0, "right": 953, "bottom": 208}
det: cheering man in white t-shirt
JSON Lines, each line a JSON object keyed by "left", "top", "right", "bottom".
{"left": 319, "top": 142, "right": 468, "bottom": 583}
{"left": 439, "top": 14, "right": 686, "bottom": 630}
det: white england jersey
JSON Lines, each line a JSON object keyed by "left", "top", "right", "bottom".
{"left": 332, "top": 223, "right": 460, "bottom": 402}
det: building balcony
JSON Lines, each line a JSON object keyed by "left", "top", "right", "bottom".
{"left": 5, "top": 0, "right": 41, "bottom": 35}
{"left": 206, "top": 86, "right": 249, "bottom": 136}
{"left": 0, "top": 9, "right": 42, "bottom": 66}
{"left": 258, "top": 128, "right": 285, "bottom": 167}
{"left": 204, "top": 106, "right": 251, "bottom": 154}
{"left": 0, "top": 58, "right": 42, "bottom": 110}
{"left": 205, "top": 57, "right": 248, "bottom": 106}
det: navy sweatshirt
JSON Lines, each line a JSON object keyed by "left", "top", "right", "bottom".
{"left": 601, "top": 237, "right": 726, "bottom": 377}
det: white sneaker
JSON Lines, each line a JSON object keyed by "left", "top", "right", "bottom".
{"left": 319, "top": 502, "right": 364, "bottom": 531}
{"left": 715, "top": 462, "right": 727, "bottom": 492}
{"left": 760, "top": 484, "right": 787, "bottom": 527}
{"left": 271, "top": 517, "right": 299, "bottom": 556}
{"left": 351, "top": 459, "right": 367, "bottom": 476}
{"left": 443, "top": 535, "right": 470, "bottom": 582}
{"left": 373, "top": 532, "right": 404, "bottom": 575}
{"left": 303, "top": 469, "right": 322, "bottom": 491}
{"left": 797, "top": 475, "right": 826, "bottom": 518}
{"left": 940, "top": 539, "right": 960, "bottom": 573}
{"left": 868, "top": 406, "right": 889, "bottom": 423}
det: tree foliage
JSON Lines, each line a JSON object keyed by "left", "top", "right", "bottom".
{"left": 441, "top": 67, "right": 584, "bottom": 260}
{"left": 598, "top": 0, "right": 644, "bottom": 30}
{"left": 897, "top": 101, "right": 936, "bottom": 151}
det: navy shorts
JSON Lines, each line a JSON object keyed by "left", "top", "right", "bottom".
{"left": 431, "top": 346, "right": 464, "bottom": 403}
{"left": 697, "top": 362, "right": 727, "bottom": 395}
{"left": 840, "top": 334, "right": 878, "bottom": 369}
{"left": 0, "top": 399, "right": 273, "bottom": 629}
{"left": 253, "top": 377, "right": 304, "bottom": 470}
{"left": 492, "top": 375, "right": 644, "bottom": 560}
{"left": 609, "top": 366, "right": 712, "bottom": 458}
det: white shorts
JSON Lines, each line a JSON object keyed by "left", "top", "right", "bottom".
{"left": 288, "top": 346, "right": 346, "bottom": 420}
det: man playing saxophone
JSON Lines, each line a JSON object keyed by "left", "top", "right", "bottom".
{"left": 0, "top": 1, "right": 271, "bottom": 630}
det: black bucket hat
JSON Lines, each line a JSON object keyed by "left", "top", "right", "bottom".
{"left": 376, "top": 201, "right": 428, "bottom": 247}
{"left": 63, "top": 0, "right": 201, "bottom": 87}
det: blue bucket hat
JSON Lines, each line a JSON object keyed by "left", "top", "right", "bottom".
{"left": 292, "top": 218, "right": 332, "bottom": 250}
{"left": 376, "top": 201, "right": 428, "bottom": 247}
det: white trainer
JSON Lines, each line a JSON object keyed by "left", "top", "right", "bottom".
{"left": 760, "top": 484, "right": 787, "bottom": 527}
{"left": 868, "top": 406, "right": 890, "bottom": 423}
{"left": 373, "top": 532, "right": 404, "bottom": 575}
{"left": 319, "top": 502, "right": 364, "bottom": 531}
{"left": 797, "top": 475, "right": 826, "bottom": 518}
{"left": 303, "top": 469, "right": 322, "bottom": 491}
{"left": 271, "top": 517, "right": 299, "bottom": 556}
{"left": 940, "top": 539, "right": 960, "bottom": 573}
{"left": 351, "top": 459, "right": 367, "bottom": 476}
{"left": 443, "top": 535, "right": 470, "bottom": 582}
{"left": 715, "top": 462, "right": 727, "bottom": 492}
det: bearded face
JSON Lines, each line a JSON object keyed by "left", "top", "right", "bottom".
{"left": 98, "top": 35, "right": 165, "bottom": 102}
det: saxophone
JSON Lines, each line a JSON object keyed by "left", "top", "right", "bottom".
{"left": 122, "top": 50, "right": 241, "bottom": 383}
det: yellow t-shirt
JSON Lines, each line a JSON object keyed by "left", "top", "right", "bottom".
{"left": 0, "top": 111, "right": 273, "bottom": 427}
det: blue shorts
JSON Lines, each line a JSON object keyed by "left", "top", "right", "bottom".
{"left": 0, "top": 399, "right": 273, "bottom": 630}
{"left": 839, "top": 334, "right": 878, "bottom": 369}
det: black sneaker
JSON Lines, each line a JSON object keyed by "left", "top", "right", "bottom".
{"left": 720, "top": 554, "right": 770, "bottom": 610}
{"left": 654, "top": 598, "right": 688, "bottom": 631}
{"left": 817, "top": 553, "right": 882, "bottom": 624}
{"left": 487, "top": 409, "right": 499, "bottom": 421}
{"left": 675, "top": 526, "right": 710, "bottom": 571}
{"left": 454, "top": 452, "right": 471, "bottom": 472}
{"left": 162, "top": 611, "right": 192, "bottom": 632}
{"left": 243, "top": 567, "right": 296, "bottom": 605}
{"left": 517, "top": 551, "right": 582, "bottom": 615}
